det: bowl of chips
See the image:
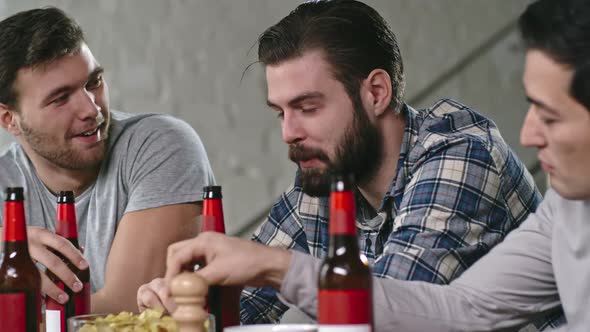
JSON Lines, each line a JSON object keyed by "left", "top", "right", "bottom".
{"left": 68, "top": 308, "right": 214, "bottom": 332}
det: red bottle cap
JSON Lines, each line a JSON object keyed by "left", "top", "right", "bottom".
{"left": 3, "top": 187, "right": 27, "bottom": 242}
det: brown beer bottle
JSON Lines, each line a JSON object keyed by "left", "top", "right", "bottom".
{"left": 201, "top": 186, "right": 241, "bottom": 331}
{"left": 318, "top": 175, "right": 373, "bottom": 332}
{"left": 45, "top": 191, "right": 90, "bottom": 332}
{"left": 0, "top": 187, "right": 42, "bottom": 332}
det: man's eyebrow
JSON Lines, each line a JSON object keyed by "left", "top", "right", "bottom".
{"left": 266, "top": 92, "right": 324, "bottom": 109}
{"left": 90, "top": 66, "right": 104, "bottom": 77}
{"left": 526, "top": 95, "right": 559, "bottom": 115}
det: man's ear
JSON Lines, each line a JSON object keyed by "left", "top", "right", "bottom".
{"left": 360, "top": 69, "right": 393, "bottom": 118}
{"left": 0, "top": 103, "right": 21, "bottom": 136}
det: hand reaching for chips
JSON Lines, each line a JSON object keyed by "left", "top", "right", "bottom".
{"left": 80, "top": 271, "right": 211, "bottom": 332}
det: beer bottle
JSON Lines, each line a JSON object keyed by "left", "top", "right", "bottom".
{"left": 45, "top": 191, "right": 90, "bottom": 332}
{"left": 0, "top": 187, "right": 42, "bottom": 332}
{"left": 318, "top": 175, "right": 373, "bottom": 331}
{"left": 202, "top": 186, "right": 241, "bottom": 331}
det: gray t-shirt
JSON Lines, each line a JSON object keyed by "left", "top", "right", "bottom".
{"left": 281, "top": 188, "right": 589, "bottom": 331}
{"left": 0, "top": 110, "right": 215, "bottom": 292}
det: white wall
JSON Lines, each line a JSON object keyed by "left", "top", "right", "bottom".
{"left": 0, "top": 0, "right": 537, "bottom": 237}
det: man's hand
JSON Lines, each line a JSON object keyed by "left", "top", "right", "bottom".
{"left": 27, "top": 226, "right": 88, "bottom": 303}
{"left": 164, "top": 232, "right": 292, "bottom": 290}
{"left": 137, "top": 278, "right": 176, "bottom": 313}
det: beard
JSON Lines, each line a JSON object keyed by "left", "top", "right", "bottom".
{"left": 19, "top": 118, "right": 108, "bottom": 171}
{"left": 289, "top": 100, "right": 384, "bottom": 197}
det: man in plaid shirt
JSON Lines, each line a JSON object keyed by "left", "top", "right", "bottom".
{"left": 241, "top": 97, "right": 543, "bottom": 323}
{"left": 137, "top": 0, "right": 567, "bottom": 329}
{"left": 239, "top": 0, "right": 550, "bottom": 325}
{"left": 137, "top": 0, "right": 561, "bottom": 328}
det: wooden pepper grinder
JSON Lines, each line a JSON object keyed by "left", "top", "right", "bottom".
{"left": 170, "top": 272, "right": 210, "bottom": 332}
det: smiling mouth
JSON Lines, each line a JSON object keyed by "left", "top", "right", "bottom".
{"left": 80, "top": 127, "right": 99, "bottom": 137}
{"left": 74, "top": 120, "right": 106, "bottom": 140}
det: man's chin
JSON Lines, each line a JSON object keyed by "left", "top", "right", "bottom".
{"left": 64, "top": 146, "right": 106, "bottom": 170}
{"left": 299, "top": 171, "right": 332, "bottom": 197}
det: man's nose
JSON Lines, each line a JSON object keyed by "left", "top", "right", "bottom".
{"left": 520, "top": 107, "right": 546, "bottom": 148}
{"left": 77, "top": 89, "right": 101, "bottom": 120}
{"left": 281, "top": 111, "right": 305, "bottom": 144}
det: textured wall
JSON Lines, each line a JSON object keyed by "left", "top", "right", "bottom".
{"left": 0, "top": 0, "right": 535, "bottom": 236}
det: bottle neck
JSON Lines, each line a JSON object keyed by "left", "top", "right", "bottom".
{"left": 328, "top": 190, "right": 356, "bottom": 236}
{"left": 2, "top": 241, "right": 32, "bottom": 259}
{"left": 56, "top": 203, "right": 79, "bottom": 238}
{"left": 3, "top": 201, "right": 27, "bottom": 242}
{"left": 202, "top": 198, "right": 226, "bottom": 233}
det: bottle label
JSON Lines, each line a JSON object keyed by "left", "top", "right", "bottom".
{"left": 56, "top": 204, "right": 78, "bottom": 238}
{"left": 202, "top": 198, "right": 225, "bottom": 233}
{"left": 201, "top": 215, "right": 219, "bottom": 232}
{"left": 0, "top": 292, "right": 26, "bottom": 331}
{"left": 45, "top": 309, "right": 62, "bottom": 332}
{"left": 318, "top": 289, "right": 372, "bottom": 325}
{"left": 45, "top": 282, "right": 65, "bottom": 332}
{"left": 74, "top": 282, "right": 91, "bottom": 315}
{"left": 330, "top": 210, "right": 357, "bottom": 235}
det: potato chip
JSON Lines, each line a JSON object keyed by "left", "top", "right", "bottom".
{"left": 78, "top": 308, "right": 181, "bottom": 332}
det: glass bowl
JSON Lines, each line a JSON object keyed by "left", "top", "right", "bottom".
{"left": 67, "top": 312, "right": 215, "bottom": 332}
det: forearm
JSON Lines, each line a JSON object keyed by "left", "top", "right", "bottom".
{"left": 282, "top": 210, "right": 563, "bottom": 331}
{"left": 279, "top": 253, "right": 469, "bottom": 331}
{"left": 373, "top": 275, "right": 560, "bottom": 332}
{"left": 279, "top": 251, "right": 321, "bottom": 320}
{"left": 95, "top": 204, "right": 200, "bottom": 314}
{"left": 91, "top": 291, "right": 116, "bottom": 314}
{"left": 262, "top": 246, "right": 292, "bottom": 290}
{"left": 279, "top": 252, "right": 534, "bottom": 332}
{"left": 91, "top": 283, "right": 141, "bottom": 314}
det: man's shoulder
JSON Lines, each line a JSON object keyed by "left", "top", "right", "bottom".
{"left": 109, "top": 111, "right": 200, "bottom": 150}
{"left": 418, "top": 98, "right": 496, "bottom": 139}
{"left": 0, "top": 143, "right": 25, "bottom": 169}
{"left": 0, "top": 142, "right": 18, "bottom": 161}
{"left": 410, "top": 98, "right": 510, "bottom": 155}
{"left": 0, "top": 143, "right": 31, "bottom": 188}
{"left": 112, "top": 110, "right": 194, "bottom": 136}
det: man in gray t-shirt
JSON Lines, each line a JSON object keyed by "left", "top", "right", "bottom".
{"left": 0, "top": 8, "right": 214, "bottom": 313}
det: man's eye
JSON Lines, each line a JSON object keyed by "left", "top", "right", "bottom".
{"left": 52, "top": 94, "right": 69, "bottom": 105}
{"left": 87, "top": 76, "right": 103, "bottom": 89}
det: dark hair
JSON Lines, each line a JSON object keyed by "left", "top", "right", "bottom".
{"left": 258, "top": 0, "right": 405, "bottom": 113}
{"left": 519, "top": 0, "right": 590, "bottom": 110}
{"left": 0, "top": 7, "right": 84, "bottom": 109}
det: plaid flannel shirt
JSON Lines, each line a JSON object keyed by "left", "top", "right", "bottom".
{"left": 240, "top": 99, "right": 549, "bottom": 325}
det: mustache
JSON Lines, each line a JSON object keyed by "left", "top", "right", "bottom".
{"left": 288, "top": 144, "right": 330, "bottom": 164}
